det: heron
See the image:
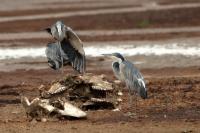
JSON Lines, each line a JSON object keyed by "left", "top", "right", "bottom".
{"left": 103, "top": 53, "right": 147, "bottom": 111}
{"left": 45, "top": 21, "right": 86, "bottom": 74}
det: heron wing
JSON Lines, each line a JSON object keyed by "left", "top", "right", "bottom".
{"left": 45, "top": 42, "right": 61, "bottom": 62}
{"left": 121, "top": 61, "right": 146, "bottom": 93}
{"left": 60, "top": 38, "right": 86, "bottom": 74}
{"left": 45, "top": 42, "right": 62, "bottom": 69}
{"left": 66, "top": 28, "right": 85, "bottom": 55}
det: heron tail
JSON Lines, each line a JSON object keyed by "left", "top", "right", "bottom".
{"left": 137, "top": 79, "right": 148, "bottom": 99}
{"left": 139, "top": 87, "right": 148, "bottom": 99}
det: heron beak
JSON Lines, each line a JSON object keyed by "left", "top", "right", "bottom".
{"left": 102, "top": 53, "right": 120, "bottom": 61}
{"left": 102, "top": 54, "right": 112, "bottom": 56}
{"left": 45, "top": 28, "right": 52, "bottom": 35}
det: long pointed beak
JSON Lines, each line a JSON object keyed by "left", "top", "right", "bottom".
{"left": 102, "top": 54, "right": 112, "bottom": 56}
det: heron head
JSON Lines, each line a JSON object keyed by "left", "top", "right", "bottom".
{"left": 102, "top": 53, "right": 125, "bottom": 61}
{"left": 55, "top": 21, "right": 66, "bottom": 39}
{"left": 55, "top": 21, "right": 64, "bottom": 30}
{"left": 45, "top": 21, "right": 66, "bottom": 40}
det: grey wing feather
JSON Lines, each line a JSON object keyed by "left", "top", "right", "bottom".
{"left": 45, "top": 42, "right": 60, "bottom": 60}
{"left": 66, "top": 27, "right": 85, "bottom": 55}
{"left": 45, "top": 42, "right": 62, "bottom": 70}
{"left": 121, "top": 61, "right": 147, "bottom": 99}
{"left": 60, "top": 38, "right": 86, "bottom": 74}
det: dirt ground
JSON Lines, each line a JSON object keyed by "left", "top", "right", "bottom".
{"left": 0, "top": 67, "right": 199, "bottom": 133}
{"left": 0, "top": 0, "right": 200, "bottom": 132}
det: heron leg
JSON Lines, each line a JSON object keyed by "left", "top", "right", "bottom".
{"left": 128, "top": 89, "right": 132, "bottom": 109}
{"left": 125, "top": 89, "right": 138, "bottom": 118}
{"left": 61, "top": 56, "right": 63, "bottom": 74}
{"left": 59, "top": 41, "right": 64, "bottom": 74}
{"left": 135, "top": 92, "right": 138, "bottom": 115}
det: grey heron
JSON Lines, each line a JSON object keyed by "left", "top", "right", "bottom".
{"left": 103, "top": 53, "right": 147, "bottom": 109}
{"left": 45, "top": 21, "right": 86, "bottom": 74}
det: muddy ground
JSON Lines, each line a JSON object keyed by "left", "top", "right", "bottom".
{"left": 0, "top": 0, "right": 200, "bottom": 132}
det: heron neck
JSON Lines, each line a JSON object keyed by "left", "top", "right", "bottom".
{"left": 118, "top": 58, "right": 124, "bottom": 63}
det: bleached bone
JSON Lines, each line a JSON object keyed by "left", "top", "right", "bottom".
{"left": 91, "top": 98, "right": 113, "bottom": 103}
{"left": 21, "top": 96, "right": 41, "bottom": 114}
{"left": 57, "top": 101, "right": 86, "bottom": 118}
{"left": 80, "top": 74, "right": 113, "bottom": 91}
{"left": 21, "top": 96, "right": 86, "bottom": 119}
{"left": 21, "top": 96, "right": 55, "bottom": 116}
{"left": 38, "top": 99, "right": 55, "bottom": 112}
{"left": 117, "top": 91, "right": 123, "bottom": 96}
{"left": 48, "top": 83, "right": 67, "bottom": 94}
{"left": 39, "top": 74, "right": 121, "bottom": 111}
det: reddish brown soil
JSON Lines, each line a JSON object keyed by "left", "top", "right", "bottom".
{"left": 1, "top": 7, "right": 200, "bottom": 33}
{"left": 0, "top": 5, "right": 137, "bottom": 17}
{"left": 1, "top": 0, "right": 200, "bottom": 132}
{"left": 2, "top": 32, "right": 200, "bottom": 46}
{"left": 0, "top": 67, "right": 200, "bottom": 132}
{"left": 80, "top": 32, "right": 200, "bottom": 42}
{"left": 159, "top": 0, "right": 200, "bottom": 5}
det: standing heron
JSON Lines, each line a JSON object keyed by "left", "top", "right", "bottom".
{"left": 103, "top": 53, "right": 147, "bottom": 110}
{"left": 45, "top": 21, "right": 86, "bottom": 74}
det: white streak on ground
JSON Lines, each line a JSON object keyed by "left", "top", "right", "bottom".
{"left": 85, "top": 44, "right": 200, "bottom": 57}
{"left": 0, "top": 43, "right": 200, "bottom": 60}
{"left": 0, "top": 47, "right": 45, "bottom": 60}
